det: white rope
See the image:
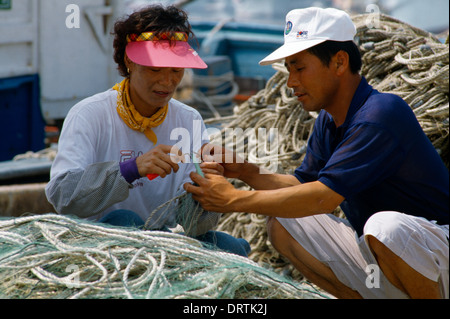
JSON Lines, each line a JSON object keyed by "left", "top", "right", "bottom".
{"left": 0, "top": 214, "right": 329, "bottom": 299}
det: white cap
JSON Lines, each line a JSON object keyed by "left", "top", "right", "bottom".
{"left": 259, "top": 7, "right": 356, "bottom": 65}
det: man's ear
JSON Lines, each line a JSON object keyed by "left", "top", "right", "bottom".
{"left": 334, "top": 50, "right": 349, "bottom": 76}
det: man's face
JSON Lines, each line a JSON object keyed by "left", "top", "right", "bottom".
{"left": 285, "top": 50, "right": 339, "bottom": 113}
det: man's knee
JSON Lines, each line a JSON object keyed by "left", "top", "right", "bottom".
{"left": 365, "top": 234, "right": 385, "bottom": 261}
{"left": 364, "top": 211, "right": 405, "bottom": 239}
{"left": 266, "top": 217, "right": 294, "bottom": 256}
{"left": 363, "top": 211, "right": 447, "bottom": 298}
{"left": 364, "top": 212, "right": 409, "bottom": 263}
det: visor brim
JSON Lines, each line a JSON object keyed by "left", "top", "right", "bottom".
{"left": 126, "top": 40, "right": 207, "bottom": 69}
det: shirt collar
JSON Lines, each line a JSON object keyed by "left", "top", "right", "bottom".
{"left": 342, "top": 76, "right": 373, "bottom": 127}
{"left": 325, "top": 77, "right": 374, "bottom": 131}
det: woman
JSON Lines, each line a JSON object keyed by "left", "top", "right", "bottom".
{"left": 46, "top": 5, "right": 250, "bottom": 257}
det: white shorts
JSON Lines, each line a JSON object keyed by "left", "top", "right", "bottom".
{"left": 277, "top": 211, "right": 449, "bottom": 299}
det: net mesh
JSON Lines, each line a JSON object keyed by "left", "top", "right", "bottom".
{"left": 0, "top": 214, "right": 330, "bottom": 299}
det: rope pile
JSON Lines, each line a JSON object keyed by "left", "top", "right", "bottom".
{"left": 0, "top": 214, "right": 330, "bottom": 299}
{"left": 353, "top": 14, "right": 449, "bottom": 167}
{"left": 12, "top": 147, "right": 57, "bottom": 162}
{"left": 208, "top": 14, "right": 449, "bottom": 280}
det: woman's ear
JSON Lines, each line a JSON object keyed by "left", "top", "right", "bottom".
{"left": 124, "top": 54, "right": 133, "bottom": 75}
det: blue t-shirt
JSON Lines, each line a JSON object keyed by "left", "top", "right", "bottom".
{"left": 294, "top": 77, "right": 449, "bottom": 236}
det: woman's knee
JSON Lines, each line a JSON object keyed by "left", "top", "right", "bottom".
{"left": 99, "top": 210, "right": 145, "bottom": 228}
{"left": 196, "top": 231, "right": 250, "bottom": 257}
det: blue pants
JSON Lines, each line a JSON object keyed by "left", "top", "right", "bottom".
{"left": 99, "top": 210, "right": 251, "bottom": 257}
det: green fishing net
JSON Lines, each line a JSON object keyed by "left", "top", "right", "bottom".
{"left": 0, "top": 214, "right": 330, "bottom": 299}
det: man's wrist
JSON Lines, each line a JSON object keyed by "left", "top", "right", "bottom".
{"left": 239, "top": 161, "right": 260, "bottom": 184}
{"left": 229, "top": 188, "right": 258, "bottom": 214}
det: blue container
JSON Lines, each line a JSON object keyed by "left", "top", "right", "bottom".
{"left": 0, "top": 74, "right": 45, "bottom": 162}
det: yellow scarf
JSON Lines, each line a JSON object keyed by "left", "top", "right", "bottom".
{"left": 113, "top": 78, "right": 168, "bottom": 145}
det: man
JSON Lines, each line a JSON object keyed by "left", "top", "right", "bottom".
{"left": 185, "top": 7, "right": 449, "bottom": 298}
{"left": 46, "top": 5, "right": 250, "bottom": 257}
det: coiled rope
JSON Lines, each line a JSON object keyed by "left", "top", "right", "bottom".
{"left": 354, "top": 14, "right": 448, "bottom": 164}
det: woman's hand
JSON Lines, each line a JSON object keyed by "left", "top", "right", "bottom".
{"left": 136, "top": 144, "right": 183, "bottom": 178}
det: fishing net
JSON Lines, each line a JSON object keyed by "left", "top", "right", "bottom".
{"left": 0, "top": 213, "right": 330, "bottom": 299}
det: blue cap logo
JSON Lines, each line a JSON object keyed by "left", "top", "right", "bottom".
{"left": 285, "top": 21, "right": 293, "bottom": 35}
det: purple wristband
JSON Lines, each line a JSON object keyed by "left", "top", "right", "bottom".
{"left": 119, "top": 157, "right": 141, "bottom": 184}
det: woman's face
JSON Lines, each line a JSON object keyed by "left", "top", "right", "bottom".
{"left": 126, "top": 57, "right": 185, "bottom": 116}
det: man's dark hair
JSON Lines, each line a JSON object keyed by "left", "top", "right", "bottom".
{"left": 307, "top": 40, "right": 362, "bottom": 74}
{"left": 112, "top": 5, "right": 195, "bottom": 77}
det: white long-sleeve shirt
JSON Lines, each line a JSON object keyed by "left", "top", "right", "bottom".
{"left": 45, "top": 89, "right": 219, "bottom": 234}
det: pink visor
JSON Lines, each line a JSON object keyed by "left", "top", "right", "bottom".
{"left": 126, "top": 32, "right": 207, "bottom": 69}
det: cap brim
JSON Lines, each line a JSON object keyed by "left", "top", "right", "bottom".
{"left": 259, "top": 39, "right": 327, "bottom": 66}
{"left": 126, "top": 40, "right": 207, "bottom": 69}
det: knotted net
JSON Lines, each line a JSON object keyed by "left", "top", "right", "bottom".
{"left": 0, "top": 214, "right": 330, "bottom": 299}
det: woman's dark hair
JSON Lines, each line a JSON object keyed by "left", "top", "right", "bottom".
{"left": 307, "top": 40, "right": 362, "bottom": 74}
{"left": 113, "top": 5, "right": 195, "bottom": 77}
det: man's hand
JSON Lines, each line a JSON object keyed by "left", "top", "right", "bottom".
{"left": 200, "top": 144, "right": 247, "bottom": 179}
{"left": 198, "top": 162, "right": 225, "bottom": 176}
{"left": 136, "top": 144, "right": 183, "bottom": 178}
{"left": 184, "top": 172, "right": 241, "bottom": 213}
